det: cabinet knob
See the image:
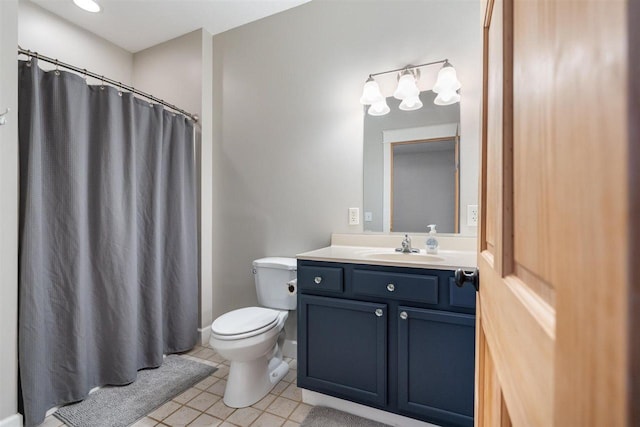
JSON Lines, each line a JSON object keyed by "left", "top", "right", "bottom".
{"left": 386, "top": 283, "right": 395, "bottom": 292}
{"left": 375, "top": 308, "right": 384, "bottom": 317}
{"left": 400, "top": 311, "right": 408, "bottom": 320}
{"left": 314, "top": 276, "right": 322, "bottom": 284}
{"left": 454, "top": 268, "right": 480, "bottom": 292}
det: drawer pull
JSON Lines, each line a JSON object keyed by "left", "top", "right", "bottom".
{"left": 314, "top": 276, "right": 322, "bottom": 284}
{"left": 375, "top": 308, "right": 384, "bottom": 317}
{"left": 386, "top": 283, "right": 395, "bottom": 292}
{"left": 400, "top": 311, "right": 408, "bottom": 320}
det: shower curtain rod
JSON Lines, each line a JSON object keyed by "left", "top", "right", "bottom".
{"left": 18, "top": 46, "right": 199, "bottom": 123}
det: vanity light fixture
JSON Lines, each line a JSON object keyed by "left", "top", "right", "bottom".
{"left": 433, "top": 62, "right": 462, "bottom": 105}
{"left": 393, "top": 69, "right": 420, "bottom": 101}
{"left": 359, "top": 77, "right": 384, "bottom": 105}
{"left": 73, "top": 0, "right": 101, "bottom": 13}
{"left": 368, "top": 99, "right": 391, "bottom": 116}
{"left": 360, "top": 59, "right": 461, "bottom": 116}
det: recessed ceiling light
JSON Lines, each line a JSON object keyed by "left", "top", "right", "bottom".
{"left": 73, "top": 0, "right": 101, "bottom": 13}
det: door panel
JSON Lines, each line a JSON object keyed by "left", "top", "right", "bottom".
{"left": 482, "top": 0, "right": 500, "bottom": 260}
{"left": 514, "top": 2, "right": 629, "bottom": 424}
{"left": 479, "top": 0, "right": 630, "bottom": 426}
{"left": 476, "top": 320, "right": 511, "bottom": 427}
{"left": 397, "top": 307, "right": 475, "bottom": 427}
{"left": 297, "top": 295, "right": 387, "bottom": 407}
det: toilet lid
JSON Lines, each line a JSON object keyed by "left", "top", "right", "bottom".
{"left": 211, "top": 307, "right": 280, "bottom": 337}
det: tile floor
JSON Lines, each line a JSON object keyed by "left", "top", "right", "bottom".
{"left": 40, "top": 345, "right": 311, "bottom": 427}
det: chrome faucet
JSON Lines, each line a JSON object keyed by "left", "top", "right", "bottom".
{"left": 396, "top": 234, "right": 419, "bottom": 253}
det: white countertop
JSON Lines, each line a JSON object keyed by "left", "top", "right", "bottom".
{"left": 297, "top": 245, "right": 477, "bottom": 271}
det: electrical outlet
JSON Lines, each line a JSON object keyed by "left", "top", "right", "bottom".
{"left": 348, "top": 207, "right": 360, "bottom": 225}
{"left": 467, "top": 205, "right": 478, "bottom": 227}
{"left": 364, "top": 211, "right": 373, "bottom": 222}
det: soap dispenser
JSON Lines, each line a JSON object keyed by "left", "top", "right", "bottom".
{"left": 426, "top": 224, "right": 439, "bottom": 254}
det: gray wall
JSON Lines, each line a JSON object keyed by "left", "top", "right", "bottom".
{"left": 211, "top": 0, "right": 481, "bottom": 339}
{"left": 393, "top": 146, "right": 455, "bottom": 233}
{"left": 0, "top": 0, "right": 19, "bottom": 422}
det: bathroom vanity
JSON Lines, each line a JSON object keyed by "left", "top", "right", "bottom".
{"left": 296, "top": 236, "right": 477, "bottom": 427}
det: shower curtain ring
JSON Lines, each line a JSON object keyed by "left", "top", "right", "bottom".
{"left": 100, "top": 76, "right": 105, "bottom": 90}
{"left": 26, "top": 50, "right": 32, "bottom": 67}
{"left": 82, "top": 69, "right": 87, "bottom": 80}
{"left": 54, "top": 59, "right": 60, "bottom": 76}
{"left": 117, "top": 83, "right": 122, "bottom": 96}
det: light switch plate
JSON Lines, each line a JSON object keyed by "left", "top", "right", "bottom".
{"left": 348, "top": 207, "right": 360, "bottom": 225}
{"left": 467, "top": 205, "right": 478, "bottom": 226}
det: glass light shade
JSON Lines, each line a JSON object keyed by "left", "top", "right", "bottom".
{"left": 399, "top": 95, "right": 423, "bottom": 111}
{"left": 393, "top": 72, "right": 420, "bottom": 100}
{"left": 432, "top": 65, "right": 461, "bottom": 94}
{"left": 360, "top": 79, "right": 383, "bottom": 105}
{"left": 368, "top": 99, "right": 390, "bottom": 116}
{"left": 434, "top": 90, "right": 461, "bottom": 106}
{"left": 73, "top": 0, "right": 101, "bottom": 12}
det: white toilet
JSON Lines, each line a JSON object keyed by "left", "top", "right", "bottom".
{"left": 209, "top": 257, "right": 297, "bottom": 408}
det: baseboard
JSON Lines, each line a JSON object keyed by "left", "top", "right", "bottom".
{"left": 283, "top": 339, "right": 297, "bottom": 359}
{"left": 0, "top": 414, "right": 22, "bottom": 427}
{"left": 302, "top": 390, "right": 439, "bottom": 427}
{"left": 198, "top": 325, "right": 211, "bottom": 346}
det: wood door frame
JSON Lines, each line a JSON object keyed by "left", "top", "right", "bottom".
{"left": 628, "top": 2, "right": 640, "bottom": 424}
{"left": 388, "top": 136, "right": 459, "bottom": 233}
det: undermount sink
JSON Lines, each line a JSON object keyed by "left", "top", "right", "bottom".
{"left": 361, "top": 252, "right": 446, "bottom": 263}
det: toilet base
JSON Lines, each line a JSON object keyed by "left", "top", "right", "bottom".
{"left": 223, "top": 355, "right": 290, "bottom": 408}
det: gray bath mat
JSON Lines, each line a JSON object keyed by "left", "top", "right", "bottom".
{"left": 54, "top": 355, "right": 217, "bottom": 427}
{"left": 301, "top": 406, "right": 391, "bottom": 427}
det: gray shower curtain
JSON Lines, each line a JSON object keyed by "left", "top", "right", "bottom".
{"left": 18, "top": 59, "right": 198, "bottom": 427}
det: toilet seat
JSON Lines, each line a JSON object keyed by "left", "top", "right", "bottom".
{"left": 211, "top": 307, "right": 281, "bottom": 341}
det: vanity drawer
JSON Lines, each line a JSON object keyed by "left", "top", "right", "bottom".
{"left": 352, "top": 270, "right": 438, "bottom": 304}
{"left": 298, "top": 265, "right": 344, "bottom": 293}
{"left": 449, "top": 278, "right": 476, "bottom": 309}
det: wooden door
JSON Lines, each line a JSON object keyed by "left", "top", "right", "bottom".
{"left": 477, "top": 0, "right": 636, "bottom": 426}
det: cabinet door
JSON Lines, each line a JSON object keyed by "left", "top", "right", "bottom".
{"left": 298, "top": 295, "right": 387, "bottom": 407}
{"left": 398, "top": 306, "right": 475, "bottom": 427}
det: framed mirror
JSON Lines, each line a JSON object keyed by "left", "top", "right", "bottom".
{"left": 363, "top": 90, "right": 469, "bottom": 234}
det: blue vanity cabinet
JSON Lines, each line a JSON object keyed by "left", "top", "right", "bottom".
{"left": 297, "top": 294, "right": 388, "bottom": 406}
{"left": 397, "top": 307, "right": 475, "bottom": 427}
{"left": 297, "top": 260, "right": 476, "bottom": 427}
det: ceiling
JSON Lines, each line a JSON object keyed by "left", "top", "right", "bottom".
{"left": 30, "top": 0, "right": 312, "bottom": 53}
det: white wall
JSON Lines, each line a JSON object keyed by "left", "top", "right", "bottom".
{"left": 0, "top": 1, "right": 20, "bottom": 424}
{"left": 18, "top": 0, "right": 132, "bottom": 85}
{"left": 132, "top": 30, "right": 203, "bottom": 115}
{"left": 133, "top": 29, "right": 215, "bottom": 344}
{"left": 211, "top": 0, "right": 482, "bottom": 339}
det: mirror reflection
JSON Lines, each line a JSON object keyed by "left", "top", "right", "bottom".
{"left": 363, "top": 91, "right": 461, "bottom": 233}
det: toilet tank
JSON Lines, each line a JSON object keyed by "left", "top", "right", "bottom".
{"left": 253, "top": 257, "right": 297, "bottom": 310}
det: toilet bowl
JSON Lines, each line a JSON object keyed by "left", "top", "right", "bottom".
{"left": 209, "top": 257, "right": 297, "bottom": 408}
{"left": 210, "top": 307, "right": 289, "bottom": 407}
